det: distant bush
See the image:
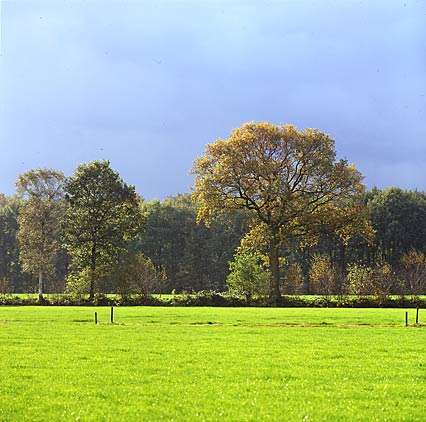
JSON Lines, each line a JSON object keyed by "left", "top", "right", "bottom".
{"left": 282, "top": 263, "right": 305, "bottom": 295}
{"left": 113, "top": 252, "right": 167, "bottom": 299}
{"left": 169, "top": 291, "right": 248, "bottom": 307}
{"left": 399, "top": 250, "right": 426, "bottom": 297}
{"left": 309, "top": 255, "right": 343, "bottom": 298}
{"left": 226, "top": 252, "right": 269, "bottom": 300}
{"left": 64, "top": 268, "right": 92, "bottom": 297}
{"left": 347, "top": 263, "right": 398, "bottom": 303}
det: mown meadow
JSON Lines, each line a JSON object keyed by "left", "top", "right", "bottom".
{"left": 1, "top": 307, "right": 425, "bottom": 421}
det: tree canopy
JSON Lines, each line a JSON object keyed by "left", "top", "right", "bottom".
{"left": 192, "top": 121, "right": 371, "bottom": 301}
{"left": 368, "top": 187, "right": 426, "bottom": 265}
{"left": 63, "top": 160, "right": 143, "bottom": 298}
{"left": 2, "top": 133, "right": 426, "bottom": 301}
{"left": 16, "top": 169, "right": 65, "bottom": 301}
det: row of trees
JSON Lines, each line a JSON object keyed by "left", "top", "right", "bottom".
{"left": 228, "top": 248, "right": 426, "bottom": 302}
{"left": 4, "top": 162, "right": 145, "bottom": 300}
{"left": 1, "top": 122, "right": 426, "bottom": 302}
{"left": 0, "top": 181, "right": 247, "bottom": 298}
{"left": 2, "top": 183, "right": 426, "bottom": 300}
{"left": 0, "top": 161, "right": 248, "bottom": 300}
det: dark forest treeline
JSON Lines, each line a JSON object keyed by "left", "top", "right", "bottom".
{"left": 2, "top": 184, "right": 426, "bottom": 297}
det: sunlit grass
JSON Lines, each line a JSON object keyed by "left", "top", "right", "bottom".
{"left": 1, "top": 307, "right": 425, "bottom": 421}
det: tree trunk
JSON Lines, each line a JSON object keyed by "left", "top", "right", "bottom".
{"left": 338, "top": 242, "right": 346, "bottom": 296}
{"left": 38, "top": 271, "right": 44, "bottom": 302}
{"left": 338, "top": 240, "right": 346, "bottom": 270}
{"left": 89, "top": 243, "right": 96, "bottom": 300}
{"left": 268, "top": 234, "right": 282, "bottom": 304}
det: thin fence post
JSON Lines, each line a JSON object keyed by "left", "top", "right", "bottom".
{"left": 416, "top": 308, "right": 419, "bottom": 325}
{"left": 95, "top": 312, "right": 98, "bottom": 325}
{"left": 405, "top": 311, "right": 408, "bottom": 327}
{"left": 111, "top": 306, "right": 114, "bottom": 324}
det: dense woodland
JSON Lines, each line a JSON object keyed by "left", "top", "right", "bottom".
{"left": 2, "top": 173, "right": 426, "bottom": 299}
{"left": 2, "top": 123, "right": 426, "bottom": 302}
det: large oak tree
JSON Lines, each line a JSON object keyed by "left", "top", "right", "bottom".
{"left": 192, "top": 121, "right": 371, "bottom": 302}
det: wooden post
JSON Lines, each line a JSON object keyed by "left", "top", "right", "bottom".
{"left": 405, "top": 311, "right": 408, "bottom": 327}
{"left": 416, "top": 308, "right": 419, "bottom": 325}
{"left": 110, "top": 306, "right": 114, "bottom": 324}
{"left": 95, "top": 312, "right": 98, "bottom": 325}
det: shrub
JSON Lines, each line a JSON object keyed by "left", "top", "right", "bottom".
{"left": 309, "top": 255, "right": 342, "bottom": 298}
{"left": 399, "top": 250, "right": 426, "bottom": 297}
{"left": 227, "top": 252, "right": 269, "bottom": 300}
{"left": 371, "top": 263, "right": 397, "bottom": 303}
{"left": 282, "top": 263, "right": 305, "bottom": 294}
{"left": 347, "top": 264, "right": 374, "bottom": 298}
{"left": 347, "top": 263, "right": 396, "bottom": 302}
{"left": 65, "top": 269, "right": 91, "bottom": 297}
{"left": 114, "top": 252, "right": 167, "bottom": 299}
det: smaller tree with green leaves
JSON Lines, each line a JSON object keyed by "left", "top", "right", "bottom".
{"left": 63, "top": 160, "right": 144, "bottom": 299}
{"left": 16, "top": 169, "right": 66, "bottom": 301}
{"left": 227, "top": 252, "right": 269, "bottom": 301}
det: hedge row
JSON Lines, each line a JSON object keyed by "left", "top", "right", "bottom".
{"left": 1, "top": 291, "right": 426, "bottom": 308}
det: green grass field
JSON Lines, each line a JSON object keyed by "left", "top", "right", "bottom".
{"left": 1, "top": 307, "right": 425, "bottom": 421}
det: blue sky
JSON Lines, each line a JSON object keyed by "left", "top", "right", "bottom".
{"left": 1, "top": 0, "right": 425, "bottom": 199}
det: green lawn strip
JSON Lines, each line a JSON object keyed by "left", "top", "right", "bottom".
{"left": 0, "top": 307, "right": 425, "bottom": 421}
{"left": 5, "top": 293, "right": 426, "bottom": 305}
